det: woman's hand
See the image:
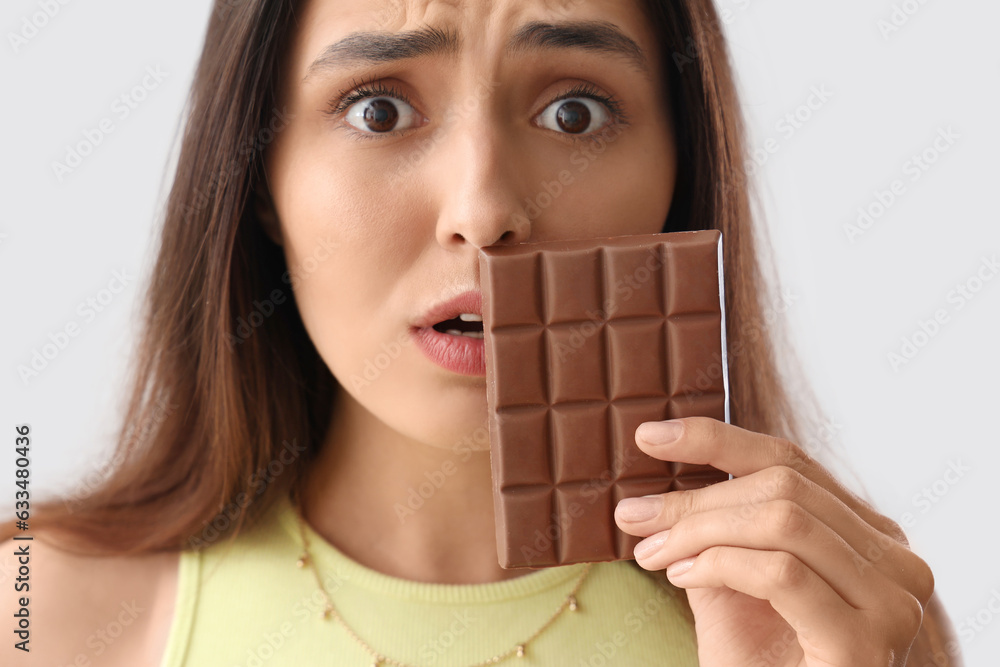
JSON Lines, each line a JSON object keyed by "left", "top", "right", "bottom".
{"left": 614, "top": 416, "right": 934, "bottom": 667}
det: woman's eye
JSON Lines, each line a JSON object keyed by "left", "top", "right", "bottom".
{"left": 537, "top": 97, "right": 612, "bottom": 136}
{"left": 344, "top": 96, "right": 420, "bottom": 134}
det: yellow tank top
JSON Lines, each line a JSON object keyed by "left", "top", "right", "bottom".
{"left": 159, "top": 493, "right": 700, "bottom": 666}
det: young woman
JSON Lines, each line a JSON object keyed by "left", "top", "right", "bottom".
{"left": 5, "top": 0, "right": 961, "bottom": 665}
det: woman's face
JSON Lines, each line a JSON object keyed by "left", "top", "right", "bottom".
{"left": 264, "top": 0, "right": 677, "bottom": 451}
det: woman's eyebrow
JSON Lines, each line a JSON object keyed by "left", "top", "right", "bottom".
{"left": 302, "top": 19, "right": 650, "bottom": 82}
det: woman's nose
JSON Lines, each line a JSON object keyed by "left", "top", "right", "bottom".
{"left": 430, "top": 117, "right": 533, "bottom": 251}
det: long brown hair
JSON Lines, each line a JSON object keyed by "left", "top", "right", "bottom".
{"left": 7, "top": 0, "right": 959, "bottom": 664}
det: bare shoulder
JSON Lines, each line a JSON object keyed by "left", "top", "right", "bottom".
{"left": 0, "top": 533, "right": 180, "bottom": 667}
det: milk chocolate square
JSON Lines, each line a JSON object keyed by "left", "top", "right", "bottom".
{"left": 479, "top": 230, "right": 731, "bottom": 568}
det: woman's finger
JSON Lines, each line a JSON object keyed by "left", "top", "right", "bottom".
{"left": 635, "top": 417, "right": 914, "bottom": 547}
{"left": 630, "top": 500, "right": 901, "bottom": 610}
{"left": 614, "top": 465, "right": 935, "bottom": 604}
{"left": 663, "top": 546, "right": 924, "bottom": 663}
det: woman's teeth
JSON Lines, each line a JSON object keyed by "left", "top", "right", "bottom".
{"left": 444, "top": 329, "right": 484, "bottom": 339}
{"left": 434, "top": 313, "right": 484, "bottom": 337}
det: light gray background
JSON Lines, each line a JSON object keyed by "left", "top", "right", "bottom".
{"left": 2, "top": 1, "right": 997, "bottom": 664}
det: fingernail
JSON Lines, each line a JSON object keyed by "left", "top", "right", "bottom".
{"left": 634, "top": 530, "right": 669, "bottom": 559}
{"left": 637, "top": 420, "right": 682, "bottom": 446}
{"left": 616, "top": 496, "right": 662, "bottom": 522}
{"left": 666, "top": 558, "right": 695, "bottom": 580}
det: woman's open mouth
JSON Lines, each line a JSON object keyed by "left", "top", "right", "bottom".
{"left": 431, "top": 313, "right": 484, "bottom": 339}
{"left": 411, "top": 291, "right": 487, "bottom": 376}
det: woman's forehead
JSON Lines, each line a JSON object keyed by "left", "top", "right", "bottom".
{"left": 287, "top": 0, "right": 658, "bottom": 82}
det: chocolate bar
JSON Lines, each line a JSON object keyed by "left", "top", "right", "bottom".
{"left": 479, "top": 230, "right": 731, "bottom": 568}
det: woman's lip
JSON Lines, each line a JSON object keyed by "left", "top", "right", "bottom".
{"left": 410, "top": 325, "right": 486, "bottom": 376}
{"left": 413, "top": 289, "right": 483, "bottom": 329}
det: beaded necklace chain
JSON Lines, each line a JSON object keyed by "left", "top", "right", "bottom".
{"left": 291, "top": 496, "right": 594, "bottom": 666}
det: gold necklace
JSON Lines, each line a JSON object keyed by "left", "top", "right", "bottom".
{"left": 291, "top": 496, "right": 594, "bottom": 667}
